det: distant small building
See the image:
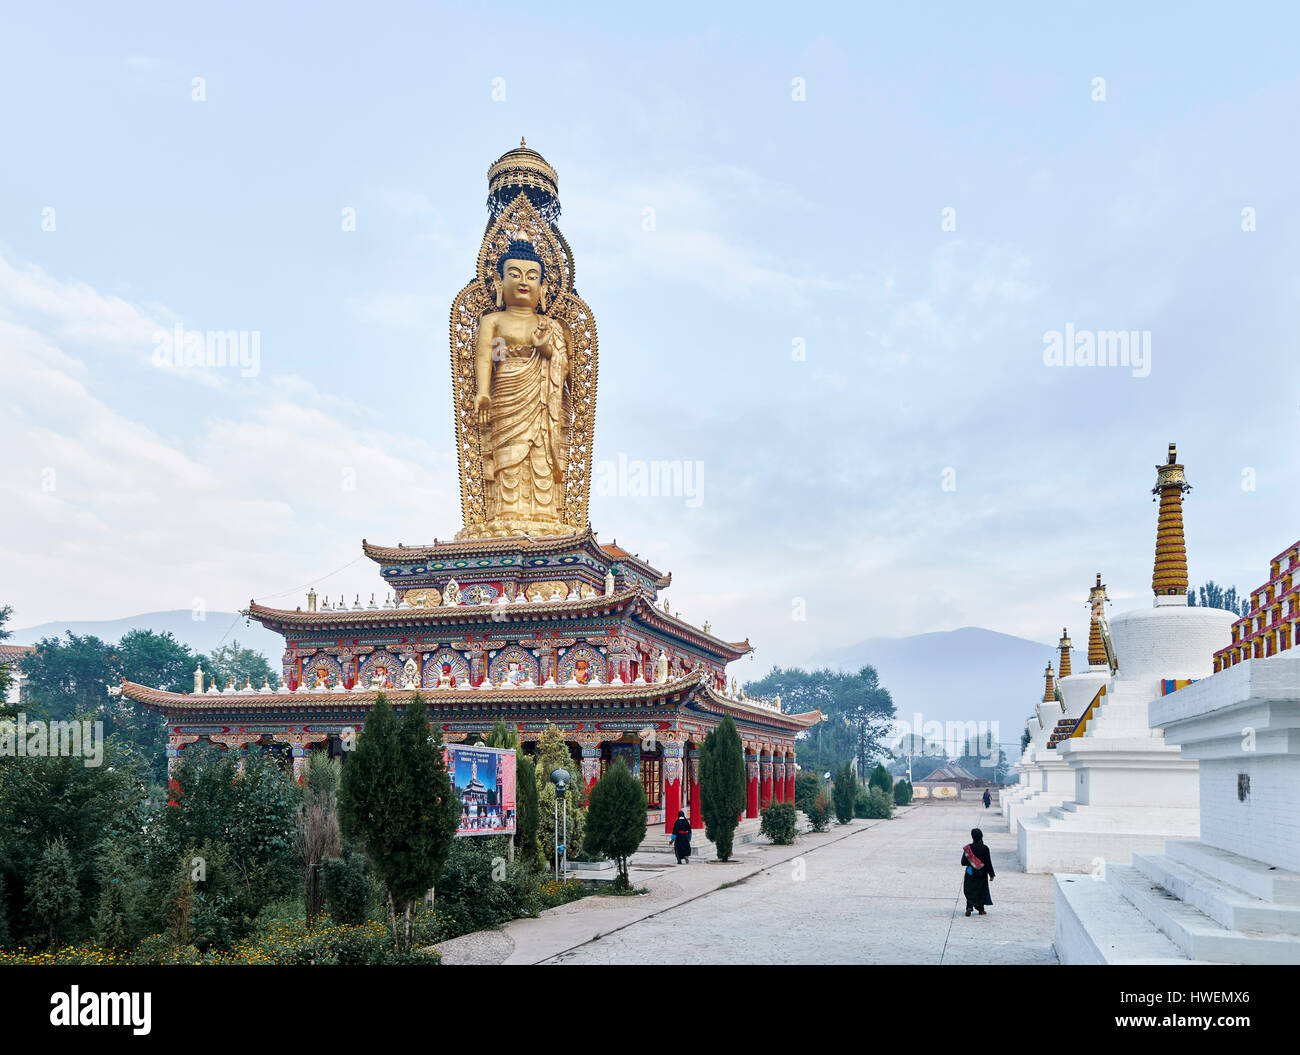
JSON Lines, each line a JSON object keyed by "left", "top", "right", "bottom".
{"left": 0, "top": 644, "right": 34, "bottom": 706}
{"left": 913, "top": 762, "right": 993, "bottom": 801}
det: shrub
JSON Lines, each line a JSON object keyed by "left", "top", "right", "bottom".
{"left": 515, "top": 755, "right": 539, "bottom": 865}
{"left": 793, "top": 771, "right": 821, "bottom": 814}
{"left": 853, "top": 786, "right": 870, "bottom": 819}
{"left": 863, "top": 787, "right": 893, "bottom": 819}
{"left": 322, "top": 848, "right": 372, "bottom": 925}
{"left": 893, "top": 779, "right": 913, "bottom": 806}
{"left": 583, "top": 759, "right": 647, "bottom": 888}
{"left": 760, "top": 803, "right": 797, "bottom": 845}
{"left": 806, "top": 790, "right": 832, "bottom": 832}
{"left": 434, "top": 836, "right": 539, "bottom": 934}
{"left": 868, "top": 763, "right": 893, "bottom": 795}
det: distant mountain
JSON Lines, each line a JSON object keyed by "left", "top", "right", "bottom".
{"left": 809, "top": 627, "right": 1083, "bottom": 759}
{"left": 10, "top": 610, "right": 284, "bottom": 661}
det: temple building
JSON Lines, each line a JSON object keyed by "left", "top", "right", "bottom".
{"left": 121, "top": 142, "right": 821, "bottom": 833}
{"left": 1213, "top": 540, "right": 1299, "bottom": 670}
{"left": 1016, "top": 445, "right": 1237, "bottom": 873}
{"left": 1056, "top": 538, "right": 1300, "bottom": 963}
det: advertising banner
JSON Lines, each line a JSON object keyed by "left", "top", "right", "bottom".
{"left": 445, "top": 744, "right": 517, "bottom": 836}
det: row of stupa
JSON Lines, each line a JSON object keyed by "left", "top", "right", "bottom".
{"left": 1000, "top": 443, "right": 1300, "bottom": 963}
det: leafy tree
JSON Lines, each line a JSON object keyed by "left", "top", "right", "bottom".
{"left": 699, "top": 715, "right": 746, "bottom": 861}
{"left": 868, "top": 763, "right": 893, "bottom": 794}
{"left": 19, "top": 633, "right": 116, "bottom": 722}
{"left": 0, "top": 731, "right": 147, "bottom": 948}
{"left": 533, "top": 726, "right": 585, "bottom": 873}
{"left": 1020, "top": 726, "right": 1032, "bottom": 753}
{"left": 0, "top": 604, "right": 14, "bottom": 705}
{"left": 832, "top": 761, "right": 856, "bottom": 824}
{"left": 1188, "top": 581, "right": 1251, "bottom": 618}
{"left": 583, "top": 758, "right": 647, "bottom": 888}
{"left": 27, "top": 837, "right": 81, "bottom": 947}
{"left": 484, "top": 720, "right": 520, "bottom": 750}
{"left": 747, "top": 666, "right": 896, "bottom": 776}
{"left": 793, "top": 771, "right": 821, "bottom": 814}
{"left": 338, "top": 693, "right": 457, "bottom": 951}
{"left": 515, "top": 755, "right": 539, "bottom": 865}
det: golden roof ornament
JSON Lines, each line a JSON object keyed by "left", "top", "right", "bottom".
{"left": 1151, "top": 442, "right": 1192, "bottom": 599}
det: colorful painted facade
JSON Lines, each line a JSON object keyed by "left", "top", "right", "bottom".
{"left": 120, "top": 143, "right": 822, "bottom": 833}
{"left": 1212, "top": 540, "right": 1300, "bottom": 671}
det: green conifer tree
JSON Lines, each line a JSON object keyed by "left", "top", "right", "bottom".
{"left": 583, "top": 758, "right": 647, "bottom": 888}
{"left": 699, "top": 715, "right": 746, "bottom": 861}
{"left": 27, "top": 837, "right": 81, "bottom": 948}
{"left": 832, "top": 761, "right": 856, "bottom": 823}
{"left": 515, "top": 755, "right": 540, "bottom": 865}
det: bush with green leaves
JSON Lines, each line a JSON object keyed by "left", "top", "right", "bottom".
{"left": 863, "top": 787, "right": 894, "bottom": 819}
{"left": 434, "top": 835, "right": 540, "bottom": 933}
{"left": 583, "top": 758, "right": 647, "bottom": 888}
{"left": 760, "top": 802, "right": 797, "bottom": 845}
{"left": 832, "top": 761, "right": 856, "bottom": 824}
{"left": 533, "top": 727, "right": 585, "bottom": 872}
{"left": 322, "top": 847, "right": 372, "bottom": 925}
{"left": 793, "top": 771, "right": 821, "bottom": 814}
{"left": 805, "top": 790, "right": 832, "bottom": 832}
{"left": 515, "top": 755, "right": 539, "bottom": 865}
{"left": 868, "top": 763, "right": 893, "bottom": 794}
{"left": 27, "top": 837, "right": 80, "bottom": 948}
{"left": 893, "top": 779, "right": 913, "bottom": 806}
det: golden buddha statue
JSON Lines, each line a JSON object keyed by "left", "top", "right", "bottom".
{"left": 474, "top": 240, "right": 570, "bottom": 532}
{"left": 450, "top": 142, "right": 598, "bottom": 540}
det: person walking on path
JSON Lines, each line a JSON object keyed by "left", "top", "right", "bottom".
{"left": 982, "top": 788, "right": 991, "bottom": 809}
{"left": 961, "top": 827, "right": 995, "bottom": 916}
{"left": 671, "top": 810, "right": 692, "bottom": 865}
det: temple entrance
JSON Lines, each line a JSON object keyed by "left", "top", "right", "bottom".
{"left": 640, "top": 746, "right": 662, "bottom": 809}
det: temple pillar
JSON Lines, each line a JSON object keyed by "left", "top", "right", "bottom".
{"left": 745, "top": 750, "right": 759, "bottom": 818}
{"left": 580, "top": 743, "right": 601, "bottom": 796}
{"left": 271, "top": 730, "right": 329, "bottom": 784}
{"left": 688, "top": 747, "right": 703, "bottom": 828}
{"left": 166, "top": 732, "right": 200, "bottom": 777}
{"left": 773, "top": 760, "right": 785, "bottom": 803}
{"left": 663, "top": 742, "right": 683, "bottom": 833}
{"left": 209, "top": 732, "right": 262, "bottom": 776}
{"left": 785, "top": 755, "right": 796, "bottom": 802}
{"left": 760, "top": 753, "right": 773, "bottom": 810}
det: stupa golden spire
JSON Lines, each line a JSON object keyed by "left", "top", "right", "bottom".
{"left": 1057, "top": 628, "right": 1073, "bottom": 678}
{"left": 1041, "top": 661, "right": 1056, "bottom": 703}
{"left": 1152, "top": 443, "right": 1192, "bottom": 598}
{"left": 1086, "top": 573, "right": 1108, "bottom": 667}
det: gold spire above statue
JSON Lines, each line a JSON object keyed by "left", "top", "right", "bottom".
{"left": 450, "top": 143, "right": 598, "bottom": 539}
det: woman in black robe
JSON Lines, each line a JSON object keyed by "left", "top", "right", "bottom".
{"left": 671, "top": 810, "right": 692, "bottom": 864}
{"left": 961, "top": 827, "right": 994, "bottom": 915}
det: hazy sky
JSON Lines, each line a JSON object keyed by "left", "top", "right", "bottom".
{"left": 2, "top": 3, "right": 1296, "bottom": 673}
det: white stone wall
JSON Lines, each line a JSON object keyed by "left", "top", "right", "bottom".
{"left": 1108, "top": 605, "right": 1235, "bottom": 688}
{"left": 1200, "top": 756, "right": 1300, "bottom": 872}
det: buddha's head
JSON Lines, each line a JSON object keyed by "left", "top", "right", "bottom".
{"left": 496, "top": 240, "right": 545, "bottom": 310}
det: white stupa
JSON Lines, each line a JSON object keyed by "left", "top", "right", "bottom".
{"left": 1056, "top": 539, "right": 1300, "bottom": 963}
{"left": 1018, "top": 445, "right": 1236, "bottom": 874}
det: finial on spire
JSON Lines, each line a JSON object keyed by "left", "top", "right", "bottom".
{"left": 1057, "top": 628, "right": 1073, "bottom": 679}
{"left": 521, "top": 136, "right": 527, "bottom": 147}
{"left": 1151, "top": 443, "right": 1191, "bottom": 600}
{"left": 1042, "top": 661, "right": 1057, "bottom": 703}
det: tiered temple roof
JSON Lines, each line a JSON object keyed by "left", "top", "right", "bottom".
{"left": 1213, "top": 539, "right": 1300, "bottom": 672}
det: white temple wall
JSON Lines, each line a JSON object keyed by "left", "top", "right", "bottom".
{"left": 1200, "top": 755, "right": 1300, "bottom": 872}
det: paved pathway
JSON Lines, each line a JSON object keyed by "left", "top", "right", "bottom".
{"left": 437, "top": 800, "right": 1057, "bottom": 965}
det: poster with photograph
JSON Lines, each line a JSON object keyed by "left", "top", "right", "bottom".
{"left": 446, "top": 744, "right": 516, "bottom": 836}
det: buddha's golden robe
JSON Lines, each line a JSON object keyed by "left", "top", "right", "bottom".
{"left": 485, "top": 329, "right": 568, "bottom": 528}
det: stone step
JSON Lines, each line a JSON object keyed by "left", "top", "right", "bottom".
{"left": 1130, "top": 851, "right": 1300, "bottom": 936}
{"left": 1107, "top": 863, "right": 1300, "bottom": 964}
{"left": 1054, "top": 873, "right": 1203, "bottom": 965}
{"left": 1165, "top": 841, "right": 1300, "bottom": 906}
{"left": 637, "top": 817, "right": 761, "bottom": 855}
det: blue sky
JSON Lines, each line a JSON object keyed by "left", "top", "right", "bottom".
{"left": 2, "top": 3, "right": 1297, "bottom": 671}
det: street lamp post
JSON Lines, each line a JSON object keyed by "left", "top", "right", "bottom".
{"left": 550, "top": 767, "right": 571, "bottom": 882}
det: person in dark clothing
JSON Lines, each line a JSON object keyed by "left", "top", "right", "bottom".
{"left": 671, "top": 811, "right": 692, "bottom": 864}
{"left": 982, "top": 789, "right": 992, "bottom": 809}
{"left": 961, "top": 827, "right": 994, "bottom": 915}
